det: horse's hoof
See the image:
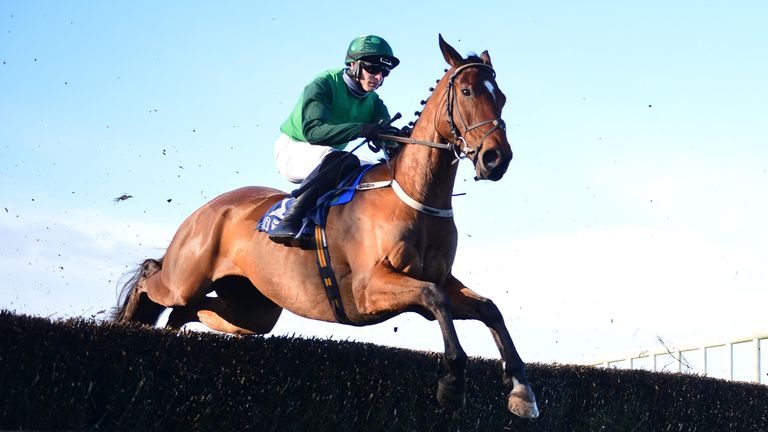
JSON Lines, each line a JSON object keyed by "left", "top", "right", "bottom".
{"left": 437, "top": 376, "right": 466, "bottom": 411}
{"left": 507, "top": 389, "right": 539, "bottom": 418}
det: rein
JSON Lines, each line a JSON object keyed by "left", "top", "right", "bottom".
{"left": 368, "top": 62, "right": 503, "bottom": 218}
{"left": 378, "top": 62, "right": 504, "bottom": 161}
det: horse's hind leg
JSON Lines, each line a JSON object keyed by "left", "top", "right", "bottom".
{"left": 444, "top": 275, "right": 539, "bottom": 418}
{"left": 167, "top": 276, "right": 282, "bottom": 335}
{"left": 166, "top": 298, "right": 253, "bottom": 334}
{"left": 113, "top": 258, "right": 166, "bottom": 325}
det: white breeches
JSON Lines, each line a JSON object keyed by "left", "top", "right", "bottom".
{"left": 273, "top": 133, "right": 375, "bottom": 184}
{"left": 274, "top": 133, "right": 335, "bottom": 184}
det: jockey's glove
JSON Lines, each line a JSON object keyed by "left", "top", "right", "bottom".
{"left": 359, "top": 122, "right": 399, "bottom": 141}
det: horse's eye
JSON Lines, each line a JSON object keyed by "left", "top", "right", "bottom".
{"left": 461, "top": 88, "right": 471, "bottom": 97}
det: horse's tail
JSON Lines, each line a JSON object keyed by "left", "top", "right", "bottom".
{"left": 111, "top": 257, "right": 166, "bottom": 324}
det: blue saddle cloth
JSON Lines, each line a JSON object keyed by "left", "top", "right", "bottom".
{"left": 257, "top": 164, "right": 377, "bottom": 237}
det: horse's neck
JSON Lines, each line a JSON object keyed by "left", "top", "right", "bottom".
{"left": 393, "top": 126, "right": 458, "bottom": 210}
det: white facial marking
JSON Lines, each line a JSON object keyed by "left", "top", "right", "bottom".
{"left": 484, "top": 80, "right": 496, "bottom": 102}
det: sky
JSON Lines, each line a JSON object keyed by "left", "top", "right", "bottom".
{"left": 1, "top": 1, "right": 766, "bottom": 369}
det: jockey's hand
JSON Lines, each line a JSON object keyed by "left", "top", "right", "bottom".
{"left": 368, "top": 128, "right": 401, "bottom": 154}
{"left": 360, "top": 122, "right": 398, "bottom": 141}
{"left": 368, "top": 140, "right": 382, "bottom": 153}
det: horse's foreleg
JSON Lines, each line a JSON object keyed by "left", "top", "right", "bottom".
{"left": 445, "top": 275, "right": 539, "bottom": 418}
{"left": 359, "top": 264, "right": 467, "bottom": 410}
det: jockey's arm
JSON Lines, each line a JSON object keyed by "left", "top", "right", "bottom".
{"left": 301, "top": 77, "right": 391, "bottom": 148}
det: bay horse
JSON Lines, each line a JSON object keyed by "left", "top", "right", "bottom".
{"left": 113, "top": 35, "right": 539, "bottom": 418}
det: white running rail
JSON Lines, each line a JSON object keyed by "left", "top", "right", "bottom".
{"left": 589, "top": 333, "right": 768, "bottom": 385}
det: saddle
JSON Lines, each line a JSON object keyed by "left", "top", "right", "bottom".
{"left": 257, "top": 164, "right": 377, "bottom": 250}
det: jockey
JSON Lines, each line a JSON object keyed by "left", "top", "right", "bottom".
{"left": 270, "top": 35, "right": 400, "bottom": 246}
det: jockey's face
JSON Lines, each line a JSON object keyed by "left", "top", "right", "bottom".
{"left": 355, "top": 61, "right": 388, "bottom": 92}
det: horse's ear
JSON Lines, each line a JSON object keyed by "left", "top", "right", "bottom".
{"left": 438, "top": 34, "right": 462, "bottom": 68}
{"left": 480, "top": 50, "right": 493, "bottom": 66}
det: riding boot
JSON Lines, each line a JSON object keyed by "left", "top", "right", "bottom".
{"left": 269, "top": 151, "right": 360, "bottom": 248}
{"left": 268, "top": 184, "right": 320, "bottom": 247}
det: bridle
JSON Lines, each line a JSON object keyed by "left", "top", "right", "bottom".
{"left": 445, "top": 62, "right": 506, "bottom": 158}
{"left": 357, "top": 62, "right": 506, "bottom": 218}
{"left": 378, "top": 62, "right": 505, "bottom": 162}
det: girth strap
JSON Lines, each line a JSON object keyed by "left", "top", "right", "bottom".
{"left": 313, "top": 225, "right": 351, "bottom": 324}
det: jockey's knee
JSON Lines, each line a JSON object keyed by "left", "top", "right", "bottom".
{"left": 322, "top": 151, "right": 360, "bottom": 172}
{"left": 342, "top": 152, "right": 360, "bottom": 169}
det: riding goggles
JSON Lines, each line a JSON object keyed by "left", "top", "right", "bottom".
{"left": 359, "top": 61, "right": 391, "bottom": 77}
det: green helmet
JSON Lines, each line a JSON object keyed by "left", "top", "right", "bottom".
{"left": 345, "top": 35, "right": 400, "bottom": 68}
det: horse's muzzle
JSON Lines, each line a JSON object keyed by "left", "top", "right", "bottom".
{"left": 475, "top": 148, "right": 512, "bottom": 181}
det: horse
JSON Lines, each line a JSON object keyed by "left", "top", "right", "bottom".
{"left": 112, "top": 35, "right": 539, "bottom": 418}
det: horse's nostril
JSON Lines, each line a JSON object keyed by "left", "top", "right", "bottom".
{"left": 482, "top": 149, "right": 501, "bottom": 168}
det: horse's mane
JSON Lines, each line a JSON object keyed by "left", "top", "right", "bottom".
{"left": 464, "top": 53, "right": 484, "bottom": 63}
{"left": 411, "top": 53, "right": 485, "bottom": 128}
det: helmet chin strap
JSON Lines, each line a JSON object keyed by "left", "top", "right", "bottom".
{"left": 349, "top": 62, "right": 362, "bottom": 80}
{"left": 346, "top": 64, "right": 384, "bottom": 92}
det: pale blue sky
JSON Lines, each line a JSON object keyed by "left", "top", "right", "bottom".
{"left": 1, "top": 1, "right": 766, "bottom": 365}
